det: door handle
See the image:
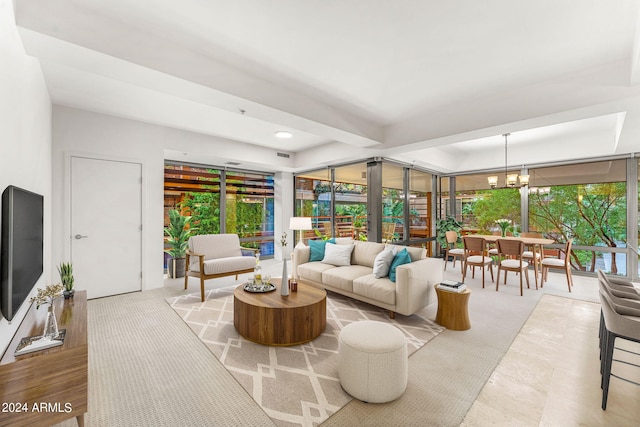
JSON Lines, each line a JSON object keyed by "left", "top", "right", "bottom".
{"left": 75, "top": 234, "right": 88, "bottom": 239}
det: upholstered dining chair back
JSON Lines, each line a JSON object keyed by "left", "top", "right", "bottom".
{"left": 596, "top": 269, "right": 640, "bottom": 300}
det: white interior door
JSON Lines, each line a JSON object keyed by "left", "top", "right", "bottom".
{"left": 70, "top": 156, "right": 142, "bottom": 299}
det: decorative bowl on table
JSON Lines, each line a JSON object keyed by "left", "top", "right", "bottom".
{"left": 243, "top": 281, "right": 276, "bottom": 293}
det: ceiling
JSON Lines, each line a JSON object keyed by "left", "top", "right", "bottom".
{"left": 13, "top": 1, "right": 640, "bottom": 173}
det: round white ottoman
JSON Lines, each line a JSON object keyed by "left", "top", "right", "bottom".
{"left": 338, "top": 320, "right": 408, "bottom": 403}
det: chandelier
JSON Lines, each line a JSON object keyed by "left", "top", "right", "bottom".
{"left": 487, "top": 133, "right": 529, "bottom": 189}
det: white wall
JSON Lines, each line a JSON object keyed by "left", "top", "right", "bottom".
{"left": 52, "top": 106, "right": 166, "bottom": 292}
{"left": 52, "top": 106, "right": 293, "bottom": 293}
{"left": 0, "top": 1, "right": 52, "bottom": 354}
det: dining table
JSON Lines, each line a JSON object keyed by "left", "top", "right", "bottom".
{"left": 468, "top": 234, "right": 555, "bottom": 289}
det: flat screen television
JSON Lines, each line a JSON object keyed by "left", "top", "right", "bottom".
{"left": 0, "top": 185, "right": 44, "bottom": 322}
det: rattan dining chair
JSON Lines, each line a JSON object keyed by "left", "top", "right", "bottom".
{"left": 461, "top": 236, "right": 494, "bottom": 288}
{"left": 496, "top": 238, "right": 530, "bottom": 296}
{"left": 443, "top": 230, "right": 465, "bottom": 273}
{"left": 541, "top": 239, "right": 573, "bottom": 292}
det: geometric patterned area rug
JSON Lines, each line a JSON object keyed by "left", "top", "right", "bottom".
{"left": 166, "top": 285, "right": 444, "bottom": 427}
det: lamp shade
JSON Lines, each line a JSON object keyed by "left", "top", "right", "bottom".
{"left": 289, "top": 217, "right": 312, "bottom": 230}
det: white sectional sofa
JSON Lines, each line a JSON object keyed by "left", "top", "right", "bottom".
{"left": 292, "top": 239, "right": 443, "bottom": 318}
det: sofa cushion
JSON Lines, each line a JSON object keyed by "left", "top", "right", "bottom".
{"left": 352, "top": 241, "right": 385, "bottom": 268}
{"left": 322, "top": 265, "right": 373, "bottom": 293}
{"left": 310, "top": 238, "right": 336, "bottom": 262}
{"left": 322, "top": 242, "right": 354, "bottom": 266}
{"left": 385, "top": 244, "right": 425, "bottom": 262}
{"left": 389, "top": 249, "right": 412, "bottom": 282}
{"left": 189, "top": 234, "right": 242, "bottom": 260}
{"left": 297, "top": 262, "right": 336, "bottom": 283}
{"left": 373, "top": 249, "right": 396, "bottom": 278}
{"left": 353, "top": 275, "right": 396, "bottom": 305}
{"left": 193, "top": 256, "right": 256, "bottom": 275}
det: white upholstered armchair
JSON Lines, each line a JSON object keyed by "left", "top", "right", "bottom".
{"left": 184, "top": 234, "right": 258, "bottom": 301}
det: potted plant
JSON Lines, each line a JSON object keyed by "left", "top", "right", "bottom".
{"left": 436, "top": 215, "right": 463, "bottom": 256}
{"left": 57, "top": 262, "right": 75, "bottom": 299}
{"left": 164, "top": 209, "right": 195, "bottom": 278}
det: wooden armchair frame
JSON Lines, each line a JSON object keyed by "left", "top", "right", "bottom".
{"left": 185, "top": 246, "right": 259, "bottom": 302}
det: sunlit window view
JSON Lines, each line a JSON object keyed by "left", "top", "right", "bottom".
{"left": 164, "top": 163, "right": 275, "bottom": 266}
{"left": 295, "top": 161, "right": 433, "bottom": 253}
{"left": 529, "top": 161, "right": 627, "bottom": 275}
{"left": 440, "top": 159, "right": 631, "bottom": 277}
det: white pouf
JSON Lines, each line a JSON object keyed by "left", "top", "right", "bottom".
{"left": 338, "top": 320, "right": 408, "bottom": 403}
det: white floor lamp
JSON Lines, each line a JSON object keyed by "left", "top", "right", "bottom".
{"left": 290, "top": 217, "right": 312, "bottom": 248}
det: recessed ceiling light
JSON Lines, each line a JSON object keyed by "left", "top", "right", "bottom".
{"left": 275, "top": 131, "right": 292, "bottom": 139}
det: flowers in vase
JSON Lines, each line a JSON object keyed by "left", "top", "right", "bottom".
{"left": 495, "top": 218, "right": 511, "bottom": 236}
{"left": 30, "top": 283, "right": 63, "bottom": 309}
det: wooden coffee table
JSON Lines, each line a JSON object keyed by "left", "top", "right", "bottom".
{"left": 233, "top": 278, "right": 327, "bottom": 346}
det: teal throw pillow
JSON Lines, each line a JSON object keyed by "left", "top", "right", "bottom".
{"left": 389, "top": 248, "right": 411, "bottom": 282}
{"left": 309, "top": 238, "right": 336, "bottom": 262}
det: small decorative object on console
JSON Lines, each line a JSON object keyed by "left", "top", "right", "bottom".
{"left": 15, "top": 283, "right": 66, "bottom": 356}
{"left": 281, "top": 232, "right": 290, "bottom": 296}
{"left": 438, "top": 280, "right": 467, "bottom": 293}
{"left": 254, "top": 251, "right": 262, "bottom": 284}
{"left": 243, "top": 281, "right": 276, "bottom": 293}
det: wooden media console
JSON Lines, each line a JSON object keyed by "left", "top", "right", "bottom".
{"left": 0, "top": 291, "right": 88, "bottom": 427}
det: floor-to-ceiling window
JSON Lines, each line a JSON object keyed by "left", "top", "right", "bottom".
{"left": 294, "top": 160, "right": 434, "bottom": 253}
{"left": 164, "top": 162, "right": 275, "bottom": 259}
{"left": 442, "top": 173, "right": 522, "bottom": 235}
{"left": 382, "top": 163, "right": 404, "bottom": 242}
{"left": 334, "top": 162, "right": 368, "bottom": 240}
{"left": 441, "top": 157, "right": 635, "bottom": 278}
{"left": 294, "top": 169, "right": 331, "bottom": 243}
{"left": 408, "top": 169, "right": 432, "bottom": 247}
{"left": 528, "top": 160, "right": 627, "bottom": 275}
{"left": 224, "top": 170, "right": 275, "bottom": 256}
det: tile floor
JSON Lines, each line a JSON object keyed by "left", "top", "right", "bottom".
{"left": 460, "top": 273, "right": 640, "bottom": 426}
